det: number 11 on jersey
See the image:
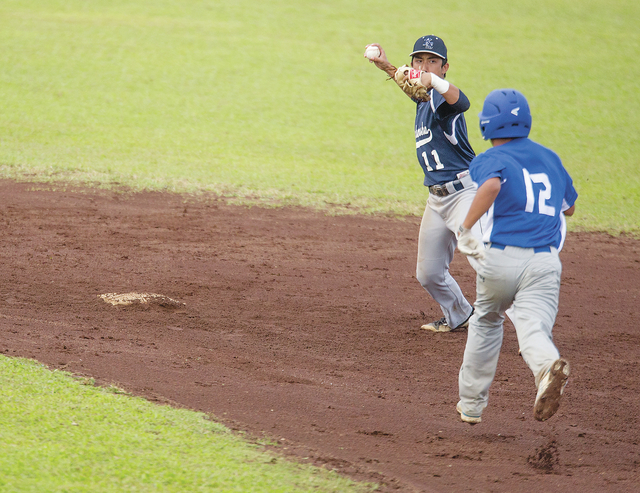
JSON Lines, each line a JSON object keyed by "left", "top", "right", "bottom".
{"left": 422, "top": 150, "right": 445, "bottom": 172}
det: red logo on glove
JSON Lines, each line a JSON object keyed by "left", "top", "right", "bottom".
{"left": 408, "top": 69, "right": 422, "bottom": 83}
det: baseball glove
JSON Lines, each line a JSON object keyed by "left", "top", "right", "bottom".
{"left": 394, "top": 65, "right": 430, "bottom": 102}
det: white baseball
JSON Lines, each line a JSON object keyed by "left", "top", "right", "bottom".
{"left": 364, "top": 46, "right": 380, "bottom": 60}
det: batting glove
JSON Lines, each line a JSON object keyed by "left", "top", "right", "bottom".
{"left": 457, "top": 225, "right": 485, "bottom": 260}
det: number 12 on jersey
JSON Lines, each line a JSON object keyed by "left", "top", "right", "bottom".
{"left": 422, "top": 150, "right": 445, "bottom": 171}
{"left": 523, "top": 168, "right": 556, "bottom": 217}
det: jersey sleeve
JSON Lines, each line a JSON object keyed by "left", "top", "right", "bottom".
{"left": 469, "top": 152, "right": 505, "bottom": 188}
{"left": 427, "top": 90, "right": 467, "bottom": 117}
{"left": 436, "top": 89, "right": 470, "bottom": 118}
{"left": 562, "top": 167, "right": 578, "bottom": 211}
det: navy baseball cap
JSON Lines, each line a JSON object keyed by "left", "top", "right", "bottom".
{"left": 410, "top": 35, "right": 447, "bottom": 61}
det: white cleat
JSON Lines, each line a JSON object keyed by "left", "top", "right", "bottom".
{"left": 534, "top": 358, "right": 570, "bottom": 422}
{"left": 456, "top": 402, "right": 481, "bottom": 424}
{"left": 421, "top": 317, "right": 455, "bottom": 332}
{"left": 421, "top": 310, "right": 473, "bottom": 333}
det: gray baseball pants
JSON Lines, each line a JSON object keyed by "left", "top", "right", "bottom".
{"left": 416, "top": 186, "right": 480, "bottom": 328}
{"left": 458, "top": 245, "right": 562, "bottom": 417}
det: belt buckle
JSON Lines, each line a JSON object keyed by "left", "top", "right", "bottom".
{"left": 431, "top": 185, "right": 447, "bottom": 197}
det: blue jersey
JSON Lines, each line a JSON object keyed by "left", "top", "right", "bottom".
{"left": 470, "top": 138, "right": 578, "bottom": 249}
{"left": 415, "top": 90, "right": 475, "bottom": 187}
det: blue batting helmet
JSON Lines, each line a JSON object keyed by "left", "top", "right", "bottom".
{"left": 478, "top": 89, "right": 532, "bottom": 140}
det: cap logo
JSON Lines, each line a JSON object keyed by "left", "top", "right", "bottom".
{"left": 511, "top": 107, "right": 520, "bottom": 116}
{"left": 424, "top": 37, "right": 434, "bottom": 49}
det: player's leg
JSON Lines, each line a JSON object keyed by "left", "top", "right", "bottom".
{"left": 416, "top": 197, "right": 473, "bottom": 331}
{"left": 458, "top": 247, "right": 518, "bottom": 421}
{"left": 510, "top": 248, "right": 568, "bottom": 421}
{"left": 507, "top": 214, "right": 566, "bottom": 342}
{"left": 511, "top": 250, "right": 562, "bottom": 379}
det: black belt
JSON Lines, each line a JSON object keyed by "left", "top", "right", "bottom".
{"left": 428, "top": 179, "right": 466, "bottom": 197}
{"left": 489, "top": 243, "right": 552, "bottom": 254}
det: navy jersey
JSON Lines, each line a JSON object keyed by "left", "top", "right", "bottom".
{"left": 415, "top": 90, "right": 476, "bottom": 187}
{"left": 470, "top": 138, "right": 578, "bottom": 248}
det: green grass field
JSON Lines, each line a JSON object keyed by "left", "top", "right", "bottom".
{"left": 1, "top": 0, "right": 638, "bottom": 231}
{"left": 0, "top": 1, "right": 638, "bottom": 491}
{"left": 0, "top": 357, "right": 375, "bottom": 492}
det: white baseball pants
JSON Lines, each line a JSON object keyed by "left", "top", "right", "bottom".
{"left": 458, "top": 245, "right": 562, "bottom": 417}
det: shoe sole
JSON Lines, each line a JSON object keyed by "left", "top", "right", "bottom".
{"left": 534, "top": 359, "right": 570, "bottom": 422}
{"left": 421, "top": 311, "right": 472, "bottom": 333}
{"left": 456, "top": 402, "right": 481, "bottom": 424}
{"left": 420, "top": 322, "right": 469, "bottom": 333}
{"left": 420, "top": 324, "right": 452, "bottom": 333}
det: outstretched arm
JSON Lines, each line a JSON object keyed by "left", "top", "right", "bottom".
{"left": 364, "top": 44, "right": 397, "bottom": 78}
{"left": 418, "top": 72, "right": 461, "bottom": 106}
{"left": 365, "top": 45, "right": 429, "bottom": 101}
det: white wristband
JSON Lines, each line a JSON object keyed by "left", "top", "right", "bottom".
{"left": 430, "top": 73, "right": 450, "bottom": 94}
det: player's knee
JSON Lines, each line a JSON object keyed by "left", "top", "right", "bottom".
{"left": 416, "top": 265, "right": 444, "bottom": 290}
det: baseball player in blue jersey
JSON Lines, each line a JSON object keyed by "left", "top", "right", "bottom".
{"left": 454, "top": 89, "right": 578, "bottom": 424}
{"left": 365, "top": 36, "right": 481, "bottom": 332}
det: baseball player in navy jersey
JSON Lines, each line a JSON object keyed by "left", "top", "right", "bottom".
{"left": 454, "top": 89, "right": 578, "bottom": 424}
{"left": 365, "top": 36, "right": 481, "bottom": 333}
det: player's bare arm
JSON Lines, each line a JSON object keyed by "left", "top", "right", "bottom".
{"left": 461, "top": 177, "right": 501, "bottom": 230}
{"left": 456, "top": 177, "right": 501, "bottom": 260}
{"left": 412, "top": 53, "right": 461, "bottom": 105}
{"left": 364, "top": 44, "right": 397, "bottom": 78}
{"left": 365, "top": 44, "right": 437, "bottom": 102}
{"left": 420, "top": 73, "right": 461, "bottom": 105}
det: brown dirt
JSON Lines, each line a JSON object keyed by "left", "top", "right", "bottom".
{"left": 1, "top": 179, "right": 639, "bottom": 492}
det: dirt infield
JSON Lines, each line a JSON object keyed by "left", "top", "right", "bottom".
{"left": 1, "top": 180, "right": 639, "bottom": 492}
